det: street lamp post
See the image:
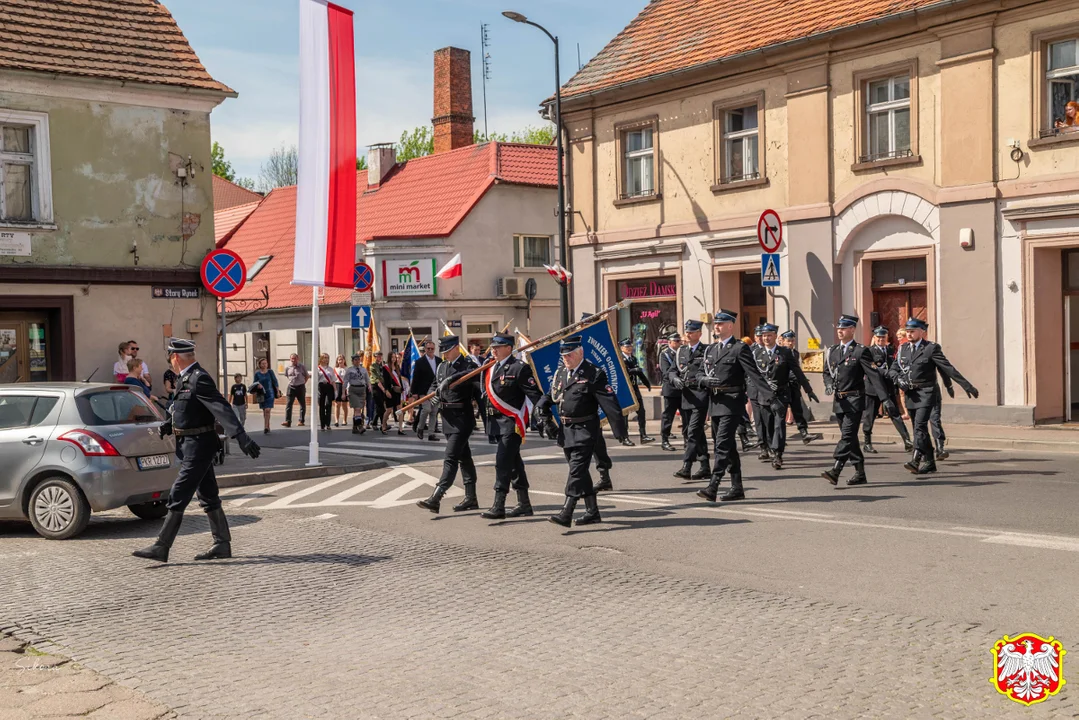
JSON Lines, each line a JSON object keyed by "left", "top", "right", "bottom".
{"left": 503, "top": 11, "right": 570, "bottom": 328}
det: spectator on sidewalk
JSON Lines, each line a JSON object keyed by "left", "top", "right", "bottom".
{"left": 122, "top": 357, "right": 158, "bottom": 403}
{"left": 369, "top": 351, "right": 385, "bottom": 431}
{"left": 377, "top": 352, "right": 404, "bottom": 435}
{"left": 333, "top": 354, "right": 349, "bottom": 427}
{"left": 163, "top": 361, "right": 178, "bottom": 404}
{"left": 283, "top": 353, "right": 309, "bottom": 427}
{"left": 252, "top": 358, "right": 279, "bottom": 434}
{"left": 343, "top": 353, "right": 370, "bottom": 434}
{"left": 114, "top": 341, "right": 149, "bottom": 385}
{"left": 230, "top": 373, "right": 248, "bottom": 429}
{"left": 316, "top": 353, "right": 336, "bottom": 431}
{"left": 410, "top": 340, "right": 441, "bottom": 441}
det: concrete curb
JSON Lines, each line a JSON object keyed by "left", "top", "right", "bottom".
{"left": 217, "top": 459, "right": 388, "bottom": 488}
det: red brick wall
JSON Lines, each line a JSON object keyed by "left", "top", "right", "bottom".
{"left": 433, "top": 47, "right": 474, "bottom": 154}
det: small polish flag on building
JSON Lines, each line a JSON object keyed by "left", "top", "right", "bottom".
{"left": 544, "top": 262, "right": 572, "bottom": 286}
{"left": 436, "top": 253, "right": 463, "bottom": 279}
{"left": 293, "top": 0, "right": 357, "bottom": 289}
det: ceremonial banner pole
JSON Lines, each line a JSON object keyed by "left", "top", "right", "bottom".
{"left": 308, "top": 286, "right": 319, "bottom": 466}
{"left": 398, "top": 300, "right": 631, "bottom": 416}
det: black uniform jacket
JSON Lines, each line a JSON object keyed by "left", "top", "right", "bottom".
{"left": 621, "top": 352, "right": 652, "bottom": 391}
{"left": 545, "top": 359, "right": 627, "bottom": 449}
{"left": 888, "top": 340, "right": 972, "bottom": 409}
{"left": 746, "top": 344, "right": 766, "bottom": 402}
{"left": 410, "top": 354, "right": 442, "bottom": 396}
{"left": 484, "top": 355, "right": 544, "bottom": 437}
{"left": 755, "top": 344, "right": 812, "bottom": 403}
{"left": 823, "top": 342, "right": 889, "bottom": 414}
{"left": 670, "top": 342, "right": 710, "bottom": 409}
{"left": 171, "top": 362, "right": 244, "bottom": 438}
{"left": 866, "top": 345, "right": 899, "bottom": 399}
{"left": 701, "top": 338, "right": 775, "bottom": 416}
{"left": 659, "top": 347, "right": 680, "bottom": 398}
{"left": 435, "top": 354, "right": 481, "bottom": 434}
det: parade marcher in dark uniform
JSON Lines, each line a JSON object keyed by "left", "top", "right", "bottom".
{"left": 820, "top": 315, "right": 891, "bottom": 487}
{"left": 133, "top": 338, "right": 260, "bottom": 563}
{"left": 779, "top": 330, "right": 821, "bottom": 445}
{"left": 747, "top": 326, "right": 771, "bottom": 461}
{"left": 536, "top": 337, "right": 628, "bottom": 527}
{"left": 755, "top": 324, "right": 818, "bottom": 470}
{"left": 696, "top": 311, "right": 778, "bottom": 502}
{"left": 888, "top": 317, "right": 978, "bottom": 475}
{"left": 619, "top": 337, "right": 656, "bottom": 446}
{"left": 862, "top": 326, "right": 913, "bottom": 455}
{"left": 481, "top": 332, "right": 544, "bottom": 519}
{"left": 670, "top": 320, "right": 711, "bottom": 481}
{"left": 416, "top": 336, "right": 484, "bottom": 514}
{"left": 658, "top": 332, "right": 683, "bottom": 451}
{"left": 930, "top": 368, "right": 955, "bottom": 460}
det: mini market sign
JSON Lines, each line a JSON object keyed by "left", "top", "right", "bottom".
{"left": 382, "top": 258, "right": 437, "bottom": 297}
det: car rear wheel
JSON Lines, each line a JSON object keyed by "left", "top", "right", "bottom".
{"left": 28, "top": 477, "right": 90, "bottom": 540}
{"left": 128, "top": 501, "right": 168, "bottom": 521}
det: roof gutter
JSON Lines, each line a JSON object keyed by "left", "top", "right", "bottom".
{"left": 553, "top": 0, "right": 976, "bottom": 108}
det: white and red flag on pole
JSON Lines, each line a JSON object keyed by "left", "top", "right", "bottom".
{"left": 543, "top": 262, "right": 572, "bottom": 286}
{"left": 436, "top": 253, "right": 462, "bottom": 280}
{"left": 293, "top": 0, "right": 357, "bottom": 289}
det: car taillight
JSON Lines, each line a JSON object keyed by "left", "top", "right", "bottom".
{"left": 58, "top": 429, "right": 121, "bottom": 457}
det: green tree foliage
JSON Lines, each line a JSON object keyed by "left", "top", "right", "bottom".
{"left": 257, "top": 144, "right": 299, "bottom": 192}
{"left": 356, "top": 155, "right": 367, "bottom": 170}
{"left": 211, "top": 141, "right": 235, "bottom": 181}
{"left": 395, "top": 126, "right": 435, "bottom": 161}
{"left": 479, "top": 125, "right": 555, "bottom": 145}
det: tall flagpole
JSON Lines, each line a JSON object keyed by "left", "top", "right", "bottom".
{"left": 308, "top": 285, "right": 320, "bottom": 467}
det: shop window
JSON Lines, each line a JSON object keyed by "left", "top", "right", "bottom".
{"left": 613, "top": 276, "right": 678, "bottom": 385}
{"left": 717, "top": 102, "right": 761, "bottom": 183}
{"left": 0, "top": 110, "right": 52, "bottom": 225}
{"left": 513, "top": 235, "right": 551, "bottom": 268}
{"left": 615, "top": 118, "right": 659, "bottom": 202}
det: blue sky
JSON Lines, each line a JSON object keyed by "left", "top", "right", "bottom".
{"left": 167, "top": 0, "right": 643, "bottom": 181}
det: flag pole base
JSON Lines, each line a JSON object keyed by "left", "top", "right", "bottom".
{"left": 306, "top": 442, "right": 321, "bottom": 467}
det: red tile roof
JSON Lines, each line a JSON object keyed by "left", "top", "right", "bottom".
{"left": 222, "top": 142, "right": 556, "bottom": 311}
{"left": 561, "top": 0, "right": 952, "bottom": 100}
{"left": 214, "top": 200, "right": 260, "bottom": 248}
{"left": 213, "top": 175, "right": 263, "bottom": 210}
{"left": 0, "top": 0, "right": 234, "bottom": 94}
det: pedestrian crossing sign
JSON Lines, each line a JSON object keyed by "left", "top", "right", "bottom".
{"left": 761, "top": 253, "right": 781, "bottom": 287}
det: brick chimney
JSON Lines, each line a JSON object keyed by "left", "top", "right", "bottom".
{"left": 432, "top": 47, "right": 474, "bottom": 154}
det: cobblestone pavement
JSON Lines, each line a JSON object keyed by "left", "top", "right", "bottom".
{"left": 0, "top": 631, "right": 173, "bottom": 720}
{"left": 1, "top": 508, "right": 1073, "bottom": 719}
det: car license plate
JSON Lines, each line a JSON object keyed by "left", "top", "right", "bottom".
{"left": 137, "top": 454, "right": 171, "bottom": 470}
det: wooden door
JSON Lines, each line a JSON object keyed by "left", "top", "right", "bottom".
{"left": 0, "top": 313, "right": 50, "bottom": 384}
{"left": 873, "top": 288, "right": 928, "bottom": 339}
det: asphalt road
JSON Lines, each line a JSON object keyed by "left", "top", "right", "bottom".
{"left": 2, "top": 429, "right": 1077, "bottom": 718}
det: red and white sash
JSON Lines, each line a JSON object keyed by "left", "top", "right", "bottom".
{"left": 485, "top": 364, "right": 529, "bottom": 440}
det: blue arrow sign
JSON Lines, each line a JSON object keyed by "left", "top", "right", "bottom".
{"left": 761, "top": 253, "right": 781, "bottom": 288}
{"left": 351, "top": 305, "right": 371, "bottom": 330}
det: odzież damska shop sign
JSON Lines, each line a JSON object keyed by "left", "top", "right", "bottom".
{"left": 617, "top": 279, "right": 677, "bottom": 300}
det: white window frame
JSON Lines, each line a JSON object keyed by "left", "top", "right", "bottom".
{"left": 462, "top": 316, "right": 502, "bottom": 350}
{"left": 513, "top": 234, "right": 552, "bottom": 269}
{"left": 0, "top": 109, "right": 52, "bottom": 226}
{"left": 622, "top": 127, "right": 655, "bottom": 198}
{"left": 864, "top": 75, "right": 911, "bottom": 162}
{"left": 1046, "top": 38, "right": 1079, "bottom": 135}
{"left": 247, "top": 255, "right": 273, "bottom": 280}
{"left": 721, "top": 105, "right": 760, "bottom": 183}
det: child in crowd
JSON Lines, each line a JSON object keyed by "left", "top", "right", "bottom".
{"left": 123, "top": 357, "right": 158, "bottom": 403}
{"left": 230, "top": 373, "right": 249, "bottom": 427}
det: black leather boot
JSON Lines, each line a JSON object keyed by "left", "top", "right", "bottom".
{"left": 800, "top": 429, "right": 821, "bottom": 445}
{"left": 918, "top": 455, "right": 938, "bottom": 474}
{"left": 575, "top": 494, "right": 601, "bottom": 525}
{"left": 194, "top": 508, "right": 232, "bottom": 560}
{"left": 739, "top": 428, "right": 756, "bottom": 452}
{"left": 822, "top": 460, "right": 844, "bottom": 486}
{"left": 691, "top": 457, "right": 711, "bottom": 480}
{"left": 757, "top": 446, "right": 771, "bottom": 462}
{"left": 453, "top": 484, "right": 479, "bottom": 512}
{"left": 133, "top": 510, "right": 184, "bottom": 562}
{"left": 892, "top": 417, "right": 912, "bottom": 451}
{"left": 352, "top": 418, "right": 361, "bottom": 435}
{"left": 593, "top": 468, "right": 613, "bottom": 493}
{"left": 505, "top": 488, "right": 533, "bottom": 517}
{"left": 673, "top": 462, "right": 693, "bottom": 480}
{"left": 640, "top": 434, "right": 655, "bottom": 444}
{"left": 416, "top": 486, "right": 446, "bottom": 513}
{"left": 720, "top": 473, "right": 745, "bottom": 501}
{"left": 847, "top": 462, "right": 867, "bottom": 486}
{"left": 549, "top": 496, "right": 577, "bottom": 527}
{"left": 661, "top": 437, "right": 677, "bottom": 451}
{"left": 620, "top": 437, "right": 635, "bottom": 447}
{"left": 863, "top": 432, "right": 877, "bottom": 454}
{"left": 480, "top": 491, "right": 507, "bottom": 519}
{"left": 696, "top": 475, "right": 721, "bottom": 502}
{"left": 935, "top": 439, "right": 949, "bottom": 461}
{"left": 904, "top": 451, "right": 923, "bottom": 474}
{"left": 771, "top": 453, "right": 783, "bottom": 470}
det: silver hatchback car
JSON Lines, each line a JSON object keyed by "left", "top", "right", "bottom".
{"left": 0, "top": 383, "right": 176, "bottom": 539}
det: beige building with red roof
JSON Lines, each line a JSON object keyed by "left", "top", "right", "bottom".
{"left": 0, "top": 0, "right": 233, "bottom": 384}
{"left": 561, "top": 0, "right": 1079, "bottom": 425}
{"left": 219, "top": 48, "right": 559, "bottom": 379}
